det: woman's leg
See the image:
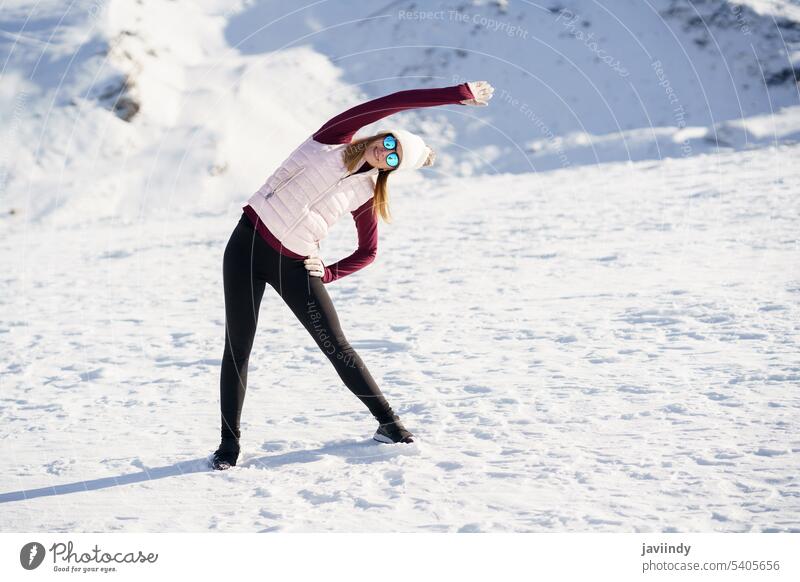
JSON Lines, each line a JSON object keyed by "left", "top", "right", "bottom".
{"left": 219, "top": 217, "right": 268, "bottom": 440}
{"left": 273, "top": 260, "right": 398, "bottom": 425}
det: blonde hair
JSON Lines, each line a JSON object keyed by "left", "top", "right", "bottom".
{"left": 341, "top": 133, "right": 394, "bottom": 224}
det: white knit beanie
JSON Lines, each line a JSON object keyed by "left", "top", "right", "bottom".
{"left": 381, "top": 128, "right": 431, "bottom": 171}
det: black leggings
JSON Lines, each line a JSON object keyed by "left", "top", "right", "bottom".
{"left": 218, "top": 213, "right": 397, "bottom": 440}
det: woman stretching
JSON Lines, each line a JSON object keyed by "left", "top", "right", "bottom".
{"left": 212, "top": 79, "right": 495, "bottom": 470}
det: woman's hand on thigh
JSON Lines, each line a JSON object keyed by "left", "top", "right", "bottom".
{"left": 304, "top": 256, "right": 325, "bottom": 278}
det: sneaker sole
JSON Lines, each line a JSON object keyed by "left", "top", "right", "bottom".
{"left": 372, "top": 431, "right": 394, "bottom": 443}
{"left": 373, "top": 431, "right": 415, "bottom": 444}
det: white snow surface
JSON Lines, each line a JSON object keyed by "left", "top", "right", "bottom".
{"left": 1, "top": 0, "right": 799, "bottom": 532}
{"left": 3, "top": 143, "right": 799, "bottom": 532}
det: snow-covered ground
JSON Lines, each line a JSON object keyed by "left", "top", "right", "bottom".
{"left": 2, "top": 144, "right": 798, "bottom": 532}
{"left": 1, "top": 0, "right": 799, "bottom": 532}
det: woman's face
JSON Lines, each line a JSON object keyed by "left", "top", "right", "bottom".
{"left": 363, "top": 135, "right": 403, "bottom": 170}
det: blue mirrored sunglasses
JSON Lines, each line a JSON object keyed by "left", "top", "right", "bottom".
{"left": 382, "top": 134, "right": 400, "bottom": 168}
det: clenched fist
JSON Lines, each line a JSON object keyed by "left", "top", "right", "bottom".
{"left": 462, "top": 80, "right": 495, "bottom": 106}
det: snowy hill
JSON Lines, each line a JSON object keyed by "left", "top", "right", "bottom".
{"left": 1, "top": 0, "right": 799, "bottom": 224}
{"left": 1, "top": 1, "right": 799, "bottom": 533}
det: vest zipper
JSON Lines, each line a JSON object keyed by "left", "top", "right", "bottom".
{"left": 282, "top": 170, "right": 351, "bottom": 237}
{"left": 262, "top": 166, "right": 306, "bottom": 200}
{"left": 276, "top": 167, "right": 376, "bottom": 255}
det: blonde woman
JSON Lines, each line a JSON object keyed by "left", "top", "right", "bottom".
{"left": 212, "top": 80, "right": 494, "bottom": 470}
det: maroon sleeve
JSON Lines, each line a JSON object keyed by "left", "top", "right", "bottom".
{"left": 322, "top": 198, "right": 378, "bottom": 283}
{"left": 312, "top": 83, "right": 475, "bottom": 145}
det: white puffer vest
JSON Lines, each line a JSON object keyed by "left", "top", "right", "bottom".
{"left": 245, "top": 136, "right": 379, "bottom": 257}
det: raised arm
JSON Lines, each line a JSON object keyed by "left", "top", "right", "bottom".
{"left": 322, "top": 198, "right": 378, "bottom": 283}
{"left": 313, "top": 83, "right": 476, "bottom": 145}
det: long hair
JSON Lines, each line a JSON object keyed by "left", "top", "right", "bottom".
{"left": 342, "top": 133, "right": 393, "bottom": 224}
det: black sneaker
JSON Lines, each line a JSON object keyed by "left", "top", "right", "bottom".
{"left": 211, "top": 437, "right": 240, "bottom": 470}
{"left": 373, "top": 417, "right": 414, "bottom": 444}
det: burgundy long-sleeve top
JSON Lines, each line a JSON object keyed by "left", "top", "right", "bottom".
{"left": 242, "top": 82, "right": 474, "bottom": 283}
